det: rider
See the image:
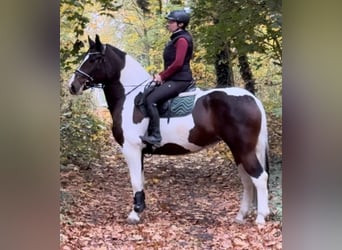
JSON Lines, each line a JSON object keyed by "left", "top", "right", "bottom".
{"left": 140, "top": 9, "right": 194, "bottom": 145}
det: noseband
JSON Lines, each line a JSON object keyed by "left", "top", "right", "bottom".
{"left": 75, "top": 69, "right": 94, "bottom": 82}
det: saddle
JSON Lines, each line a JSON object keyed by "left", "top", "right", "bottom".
{"left": 134, "top": 81, "right": 196, "bottom": 123}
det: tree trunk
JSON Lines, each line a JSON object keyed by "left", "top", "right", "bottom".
{"left": 215, "top": 45, "right": 234, "bottom": 88}
{"left": 238, "top": 54, "right": 256, "bottom": 94}
{"left": 143, "top": 26, "right": 151, "bottom": 66}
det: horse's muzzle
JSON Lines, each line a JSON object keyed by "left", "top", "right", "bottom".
{"left": 69, "top": 84, "right": 77, "bottom": 95}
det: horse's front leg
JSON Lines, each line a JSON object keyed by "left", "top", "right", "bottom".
{"left": 122, "top": 144, "right": 145, "bottom": 224}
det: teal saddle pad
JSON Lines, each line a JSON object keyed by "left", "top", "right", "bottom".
{"left": 134, "top": 93, "right": 196, "bottom": 118}
{"left": 164, "top": 95, "right": 195, "bottom": 117}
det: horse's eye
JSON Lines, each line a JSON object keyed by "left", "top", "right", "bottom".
{"left": 89, "top": 57, "right": 97, "bottom": 63}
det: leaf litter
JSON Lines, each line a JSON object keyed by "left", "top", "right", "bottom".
{"left": 60, "top": 113, "right": 282, "bottom": 249}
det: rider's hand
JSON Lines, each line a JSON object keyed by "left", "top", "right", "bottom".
{"left": 153, "top": 74, "right": 163, "bottom": 85}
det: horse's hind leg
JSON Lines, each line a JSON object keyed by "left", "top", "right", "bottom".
{"left": 239, "top": 152, "right": 270, "bottom": 224}
{"left": 235, "top": 164, "right": 255, "bottom": 223}
{"left": 252, "top": 168, "right": 269, "bottom": 224}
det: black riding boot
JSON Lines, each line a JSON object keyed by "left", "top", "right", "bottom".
{"left": 140, "top": 104, "right": 162, "bottom": 145}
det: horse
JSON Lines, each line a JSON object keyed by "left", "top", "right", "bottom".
{"left": 68, "top": 35, "right": 270, "bottom": 225}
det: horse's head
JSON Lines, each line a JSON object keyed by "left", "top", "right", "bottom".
{"left": 69, "top": 35, "right": 108, "bottom": 95}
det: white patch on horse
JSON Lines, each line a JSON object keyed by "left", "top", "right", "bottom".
{"left": 160, "top": 115, "right": 202, "bottom": 151}
{"left": 235, "top": 164, "right": 255, "bottom": 223}
{"left": 122, "top": 143, "right": 144, "bottom": 193}
{"left": 68, "top": 74, "right": 75, "bottom": 88}
{"left": 224, "top": 87, "right": 255, "bottom": 97}
{"left": 120, "top": 55, "right": 152, "bottom": 145}
{"left": 251, "top": 171, "right": 270, "bottom": 224}
{"left": 255, "top": 97, "right": 268, "bottom": 172}
{"left": 120, "top": 55, "right": 151, "bottom": 96}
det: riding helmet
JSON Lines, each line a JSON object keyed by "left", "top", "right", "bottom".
{"left": 165, "top": 10, "right": 190, "bottom": 27}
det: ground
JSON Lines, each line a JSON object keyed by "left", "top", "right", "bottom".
{"left": 60, "top": 113, "right": 282, "bottom": 249}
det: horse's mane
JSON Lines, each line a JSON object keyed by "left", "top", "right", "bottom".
{"left": 106, "top": 44, "right": 126, "bottom": 62}
{"left": 106, "top": 44, "right": 151, "bottom": 82}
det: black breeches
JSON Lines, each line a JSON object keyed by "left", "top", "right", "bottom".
{"left": 144, "top": 80, "right": 191, "bottom": 107}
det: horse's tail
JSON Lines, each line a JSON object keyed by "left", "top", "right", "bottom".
{"left": 266, "top": 144, "right": 270, "bottom": 172}
{"left": 252, "top": 99, "right": 270, "bottom": 205}
{"left": 259, "top": 99, "right": 270, "bottom": 189}
{"left": 255, "top": 96, "right": 269, "bottom": 174}
{"left": 265, "top": 144, "right": 270, "bottom": 189}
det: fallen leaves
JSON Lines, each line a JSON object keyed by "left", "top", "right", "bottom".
{"left": 60, "top": 114, "right": 282, "bottom": 249}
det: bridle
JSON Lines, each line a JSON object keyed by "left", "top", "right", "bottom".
{"left": 74, "top": 51, "right": 105, "bottom": 90}
{"left": 74, "top": 68, "right": 103, "bottom": 89}
{"left": 73, "top": 49, "right": 153, "bottom": 95}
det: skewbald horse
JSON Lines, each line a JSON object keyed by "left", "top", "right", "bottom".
{"left": 68, "top": 35, "right": 270, "bottom": 224}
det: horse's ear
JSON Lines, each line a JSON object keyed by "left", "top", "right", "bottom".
{"left": 88, "top": 36, "right": 95, "bottom": 48}
{"left": 95, "top": 34, "right": 101, "bottom": 44}
{"left": 95, "top": 34, "right": 105, "bottom": 54}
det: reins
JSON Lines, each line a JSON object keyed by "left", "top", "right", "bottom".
{"left": 125, "top": 79, "right": 154, "bottom": 97}
{"left": 84, "top": 78, "right": 154, "bottom": 97}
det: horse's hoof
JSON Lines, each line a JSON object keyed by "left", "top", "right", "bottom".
{"left": 255, "top": 214, "right": 266, "bottom": 225}
{"left": 234, "top": 216, "right": 246, "bottom": 224}
{"left": 127, "top": 211, "right": 140, "bottom": 224}
{"left": 234, "top": 212, "right": 246, "bottom": 224}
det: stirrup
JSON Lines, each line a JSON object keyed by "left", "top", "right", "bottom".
{"left": 140, "top": 135, "right": 161, "bottom": 146}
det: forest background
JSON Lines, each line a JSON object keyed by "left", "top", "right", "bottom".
{"left": 60, "top": 0, "right": 282, "bottom": 248}
{"left": 60, "top": 0, "right": 281, "bottom": 165}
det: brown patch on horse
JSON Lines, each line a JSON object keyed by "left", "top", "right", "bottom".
{"left": 133, "top": 106, "right": 144, "bottom": 123}
{"left": 149, "top": 143, "right": 191, "bottom": 155}
{"left": 190, "top": 91, "right": 263, "bottom": 177}
{"left": 103, "top": 82, "right": 125, "bottom": 146}
{"left": 188, "top": 93, "right": 220, "bottom": 146}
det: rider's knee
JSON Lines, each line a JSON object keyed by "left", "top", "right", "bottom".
{"left": 145, "top": 99, "right": 157, "bottom": 108}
